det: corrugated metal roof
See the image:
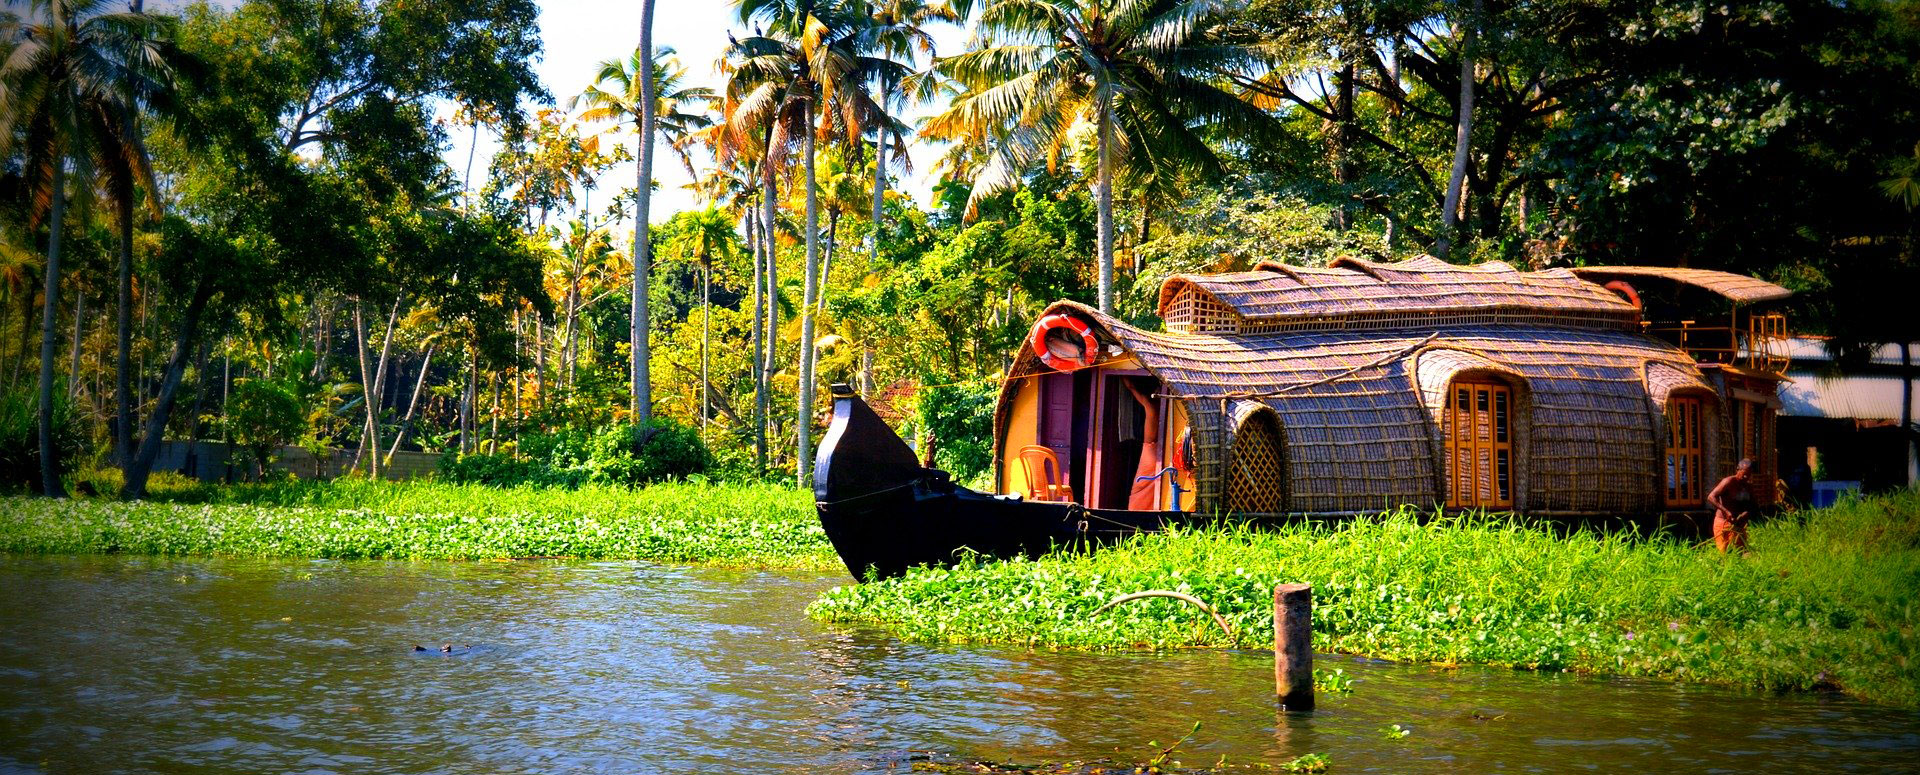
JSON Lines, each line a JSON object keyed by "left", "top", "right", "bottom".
{"left": 1568, "top": 266, "right": 1793, "bottom": 303}
{"left": 1780, "top": 372, "right": 1919, "bottom": 421}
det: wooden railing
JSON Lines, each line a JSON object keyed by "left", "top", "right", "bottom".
{"left": 1644, "top": 313, "right": 1790, "bottom": 373}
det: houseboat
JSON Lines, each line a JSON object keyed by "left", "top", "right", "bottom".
{"left": 815, "top": 256, "right": 1793, "bottom": 580}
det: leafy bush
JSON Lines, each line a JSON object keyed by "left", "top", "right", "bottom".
{"left": 438, "top": 451, "right": 561, "bottom": 487}
{"left": 916, "top": 380, "right": 997, "bottom": 484}
{"left": 222, "top": 378, "right": 307, "bottom": 480}
{"left": 0, "top": 387, "right": 83, "bottom": 495}
{"left": 586, "top": 420, "right": 711, "bottom": 486}
{"left": 439, "top": 418, "right": 710, "bottom": 488}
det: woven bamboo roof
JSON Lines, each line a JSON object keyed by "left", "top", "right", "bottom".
{"left": 1156, "top": 256, "right": 1641, "bottom": 329}
{"left": 1567, "top": 266, "right": 1792, "bottom": 304}
{"left": 997, "top": 300, "right": 1716, "bottom": 514}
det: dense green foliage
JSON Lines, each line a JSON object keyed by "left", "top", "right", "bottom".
{"left": 811, "top": 493, "right": 1920, "bottom": 706}
{"left": 0, "top": 479, "right": 832, "bottom": 569}
{"left": 0, "top": 388, "right": 81, "bottom": 494}
{"left": 5, "top": 0, "right": 1916, "bottom": 488}
{"left": 914, "top": 379, "right": 999, "bottom": 485}
{"left": 439, "top": 418, "right": 712, "bottom": 487}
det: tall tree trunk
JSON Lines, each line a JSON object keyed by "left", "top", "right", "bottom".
{"left": 1438, "top": 9, "right": 1478, "bottom": 259}
{"left": 1333, "top": 55, "right": 1357, "bottom": 233}
{"left": 116, "top": 190, "right": 134, "bottom": 466}
{"left": 747, "top": 206, "right": 764, "bottom": 466}
{"left": 872, "top": 129, "right": 887, "bottom": 262}
{"left": 488, "top": 370, "right": 500, "bottom": 454}
{"left": 819, "top": 209, "right": 838, "bottom": 312}
{"left": 351, "top": 301, "right": 374, "bottom": 473}
{"left": 1095, "top": 88, "right": 1115, "bottom": 314}
{"left": 565, "top": 275, "right": 579, "bottom": 388}
{"left": 512, "top": 310, "right": 522, "bottom": 434}
{"left": 122, "top": 285, "right": 211, "bottom": 500}
{"left": 312, "top": 298, "right": 332, "bottom": 380}
{"left": 465, "top": 120, "right": 480, "bottom": 207}
{"left": 534, "top": 314, "right": 547, "bottom": 412}
{"left": 386, "top": 345, "right": 434, "bottom": 464}
{"left": 68, "top": 292, "right": 84, "bottom": 398}
{"left": 11, "top": 279, "right": 32, "bottom": 392}
{"left": 859, "top": 345, "right": 875, "bottom": 398}
{"left": 1382, "top": 40, "right": 1401, "bottom": 250}
{"left": 761, "top": 160, "right": 779, "bottom": 475}
{"left": 798, "top": 116, "right": 821, "bottom": 486}
{"left": 701, "top": 260, "right": 711, "bottom": 430}
{"left": 363, "top": 297, "right": 401, "bottom": 477}
{"left": 181, "top": 343, "right": 210, "bottom": 479}
{"left": 460, "top": 346, "right": 477, "bottom": 454}
{"left": 37, "top": 159, "right": 69, "bottom": 498}
{"left": 632, "top": 0, "right": 658, "bottom": 427}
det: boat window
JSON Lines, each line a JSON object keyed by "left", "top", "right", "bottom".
{"left": 1665, "top": 396, "right": 1705, "bottom": 507}
{"left": 1446, "top": 379, "right": 1514, "bottom": 509}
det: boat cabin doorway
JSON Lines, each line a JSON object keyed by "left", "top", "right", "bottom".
{"left": 1022, "top": 368, "right": 1177, "bottom": 511}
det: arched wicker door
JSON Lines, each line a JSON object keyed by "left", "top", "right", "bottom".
{"left": 1226, "top": 413, "right": 1287, "bottom": 513}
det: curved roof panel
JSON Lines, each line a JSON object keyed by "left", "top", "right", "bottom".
{"left": 1567, "top": 266, "right": 1792, "bottom": 304}
{"left": 1157, "top": 256, "right": 1640, "bottom": 329}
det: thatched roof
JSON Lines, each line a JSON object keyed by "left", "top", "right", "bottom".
{"left": 1567, "top": 266, "right": 1792, "bottom": 304}
{"left": 997, "top": 300, "right": 1718, "bottom": 514}
{"left": 1157, "top": 257, "right": 1641, "bottom": 334}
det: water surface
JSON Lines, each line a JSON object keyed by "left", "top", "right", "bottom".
{"left": 1, "top": 555, "right": 1914, "bottom": 773}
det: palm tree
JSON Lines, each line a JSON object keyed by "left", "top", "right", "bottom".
{"left": 575, "top": 32, "right": 718, "bottom": 427}
{"left": 923, "top": 0, "right": 1278, "bottom": 313}
{"left": 727, "top": 0, "right": 894, "bottom": 484}
{"left": 668, "top": 209, "right": 741, "bottom": 430}
{"left": 858, "top": 0, "right": 963, "bottom": 262}
{"left": 576, "top": 48, "right": 720, "bottom": 181}
{"left": 692, "top": 158, "right": 768, "bottom": 457}
{"left": 0, "top": 0, "right": 177, "bottom": 497}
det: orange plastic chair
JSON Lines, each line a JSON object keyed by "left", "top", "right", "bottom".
{"left": 1016, "top": 445, "right": 1075, "bottom": 503}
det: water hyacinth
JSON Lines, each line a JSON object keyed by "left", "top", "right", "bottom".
{"left": 0, "top": 480, "right": 835, "bottom": 570}
{"left": 811, "top": 495, "right": 1920, "bottom": 707}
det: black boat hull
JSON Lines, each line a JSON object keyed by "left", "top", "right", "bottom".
{"left": 813, "top": 385, "right": 1174, "bottom": 581}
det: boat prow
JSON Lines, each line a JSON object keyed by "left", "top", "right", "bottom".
{"left": 812, "top": 384, "right": 1171, "bottom": 581}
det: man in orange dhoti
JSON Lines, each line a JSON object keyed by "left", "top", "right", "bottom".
{"left": 1123, "top": 379, "right": 1163, "bottom": 511}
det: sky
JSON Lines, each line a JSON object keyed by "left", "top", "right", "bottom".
{"left": 438, "top": 1, "right": 969, "bottom": 228}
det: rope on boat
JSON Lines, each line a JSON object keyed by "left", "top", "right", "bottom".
{"left": 1091, "top": 590, "right": 1236, "bottom": 641}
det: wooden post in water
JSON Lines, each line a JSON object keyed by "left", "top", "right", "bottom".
{"left": 1274, "top": 583, "right": 1313, "bottom": 711}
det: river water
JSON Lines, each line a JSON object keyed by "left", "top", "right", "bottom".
{"left": 1, "top": 555, "right": 1915, "bottom": 774}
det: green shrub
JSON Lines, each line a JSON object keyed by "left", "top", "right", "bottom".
{"left": 438, "top": 419, "right": 710, "bottom": 488}
{"left": 438, "top": 451, "right": 560, "bottom": 487}
{"left": 917, "top": 380, "right": 997, "bottom": 483}
{"left": 587, "top": 420, "right": 710, "bottom": 486}
{"left": 222, "top": 378, "right": 307, "bottom": 480}
{"left": 0, "top": 387, "right": 82, "bottom": 495}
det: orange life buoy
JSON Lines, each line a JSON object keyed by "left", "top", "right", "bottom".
{"left": 1030, "top": 313, "right": 1098, "bottom": 371}
{"left": 1603, "top": 280, "right": 1642, "bottom": 310}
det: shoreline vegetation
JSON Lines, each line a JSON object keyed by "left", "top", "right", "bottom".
{"left": 810, "top": 492, "right": 1920, "bottom": 707}
{"left": 2, "top": 481, "right": 1915, "bottom": 705}
{"left": 0, "top": 479, "right": 836, "bottom": 571}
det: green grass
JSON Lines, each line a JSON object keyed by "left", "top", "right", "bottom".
{"left": 0, "top": 479, "right": 836, "bottom": 570}
{"left": 809, "top": 493, "right": 1920, "bottom": 706}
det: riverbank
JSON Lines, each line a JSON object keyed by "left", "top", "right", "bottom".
{"left": 810, "top": 493, "right": 1920, "bottom": 706}
{"left": 0, "top": 480, "right": 836, "bottom": 570}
